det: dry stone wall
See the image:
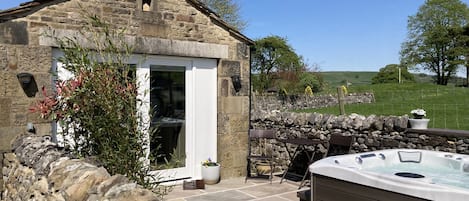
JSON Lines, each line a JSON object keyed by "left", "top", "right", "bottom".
{"left": 252, "top": 93, "right": 375, "bottom": 113}
{"left": 2, "top": 134, "right": 160, "bottom": 201}
{"left": 251, "top": 111, "right": 469, "bottom": 169}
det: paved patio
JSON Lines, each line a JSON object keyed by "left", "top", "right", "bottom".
{"left": 164, "top": 176, "right": 308, "bottom": 201}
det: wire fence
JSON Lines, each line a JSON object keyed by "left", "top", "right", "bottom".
{"left": 340, "top": 87, "right": 469, "bottom": 130}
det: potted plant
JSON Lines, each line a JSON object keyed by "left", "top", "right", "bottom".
{"left": 409, "top": 108, "right": 430, "bottom": 129}
{"left": 201, "top": 157, "right": 220, "bottom": 184}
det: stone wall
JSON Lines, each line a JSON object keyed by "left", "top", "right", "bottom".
{"left": 0, "top": 0, "right": 252, "bottom": 179}
{"left": 0, "top": 44, "right": 54, "bottom": 151}
{"left": 252, "top": 93, "right": 375, "bottom": 113}
{"left": 2, "top": 134, "right": 160, "bottom": 201}
{"left": 250, "top": 111, "right": 469, "bottom": 169}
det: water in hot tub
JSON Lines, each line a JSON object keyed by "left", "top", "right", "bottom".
{"left": 365, "top": 163, "right": 469, "bottom": 190}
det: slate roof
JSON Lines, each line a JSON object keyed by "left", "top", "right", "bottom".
{"left": 0, "top": 0, "right": 65, "bottom": 21}
{"left": 0, "top": 0, "right": 254, "bottom": 44}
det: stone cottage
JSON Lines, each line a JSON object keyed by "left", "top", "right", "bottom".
{"left": 0, "top": 0, "right": 252, "bottom": 183}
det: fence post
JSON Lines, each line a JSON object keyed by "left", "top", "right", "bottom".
{"left": 337, "top": 87, "right": 345, "bottom": 115}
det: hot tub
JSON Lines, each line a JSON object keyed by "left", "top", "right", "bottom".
{"left": 309, "top": 149, "right": 469, "bottom": 201}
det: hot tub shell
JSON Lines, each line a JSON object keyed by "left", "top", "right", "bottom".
{"left": 309, "top": 149, "right": 469, "bottom": 201}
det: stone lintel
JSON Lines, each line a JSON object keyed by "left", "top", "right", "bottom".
{"left": 39, "top": 28, "right": 229, "bottom": 59}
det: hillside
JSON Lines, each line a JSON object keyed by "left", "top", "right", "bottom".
{"left": 319, "top": 71, "right": 467, "bottom": 88}
{"left": 320, "top": 71, "right": 377, "bottom": 87}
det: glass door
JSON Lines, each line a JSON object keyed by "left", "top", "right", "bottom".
{"left": 136, "top": 56, "right": 217, "bottom": 182}
{"left": 150, "top": 66, "right": 186, "bottom": 170}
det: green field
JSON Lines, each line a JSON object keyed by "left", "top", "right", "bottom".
{"left": 319, "top": 71, "right": 465, "bottom": 88}
{"left": 296, "top": 83, "right": 469, "bottom": 130}
{"left": 320, "top": 71, "right": 378, "bottom": 88}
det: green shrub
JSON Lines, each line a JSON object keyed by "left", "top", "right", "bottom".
{"left": 299, "top": 72, "right": 323, "bottom": 92}
{"left": 372, "top": 64, "right": 415, "bottom": 84}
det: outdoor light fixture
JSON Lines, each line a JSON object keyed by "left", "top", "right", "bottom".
{"left": 231, "top": 75, "right": 242, "bottom": 93}
{"left": 17, "top": 72, "right": 33, "bottom": 86}
{"left": 17, "top": 72, "right": 38, "bottom": 97}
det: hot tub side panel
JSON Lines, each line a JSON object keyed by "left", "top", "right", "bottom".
{"left": 312, "top": 174, "right": 429, "bottom": 201}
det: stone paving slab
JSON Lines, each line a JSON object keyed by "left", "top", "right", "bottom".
{"left": 164, "top": 177, "right": 305, "bottom": 201}
{"left": 186, "top": 190, "right": 255, "bottom": 201}
{"left": 280, "top": 192, "right": 300, "bottom": 201}
{"left": 239, "top": 182, "right": 298, "bottom": 198}
{"left": 164, "top": 188, "right": 204, "bottom": 200}
{"left": 256, "top": 197, "right": 293, "bottom": 201}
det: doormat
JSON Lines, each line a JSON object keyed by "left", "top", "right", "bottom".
{"left": 183, "top": 179, "right": 205, "bottom": 190}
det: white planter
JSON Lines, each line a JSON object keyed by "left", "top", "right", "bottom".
{"left": 409, "top": 118, "right": 430, "bottom": 129}
{"left": 201, "top": 165, "right": 220, "bottom": 184}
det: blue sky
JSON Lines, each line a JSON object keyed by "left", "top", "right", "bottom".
{"left": 239, "top": 0, "right": 469, "bottom": 72}
{"left": 2, "top": 0, "right": 469, "bottom": 72}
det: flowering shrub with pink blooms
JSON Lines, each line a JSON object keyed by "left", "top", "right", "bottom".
{"left": 29, "top": 86, "right": 58, "bottom": 119}
{"left": 29, "top": 15, "right": 163, "bottom": 192}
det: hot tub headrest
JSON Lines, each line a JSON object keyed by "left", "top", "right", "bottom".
{"left": 398, "top": 151, "right": 422, "bottom": 163}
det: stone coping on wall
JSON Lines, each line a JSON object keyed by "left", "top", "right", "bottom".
{"left": 2, "top": 134, "right": 161, "bottom": 201}
{"left": 406, "top": 128, "right": 469, "bottom": 138}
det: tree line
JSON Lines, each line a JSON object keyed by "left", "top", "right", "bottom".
{"left": 209, "top": 0, "right": 469, "bottom": 91}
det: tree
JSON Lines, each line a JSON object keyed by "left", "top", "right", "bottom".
{"left": 251, "top": 35, "right": 304, "bottom": 93}
{"left": 372, "top": 64, "right": 415, "bottom": 84}
{"left": 400, "top": 0, "right": 469, "bottom": 85}
{"left": 199, "top": 0, "right": 246, "bottom": 31}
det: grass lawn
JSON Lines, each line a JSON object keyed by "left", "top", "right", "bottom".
{"left": 296, "top": 83, "right": 469, "bottom": 130}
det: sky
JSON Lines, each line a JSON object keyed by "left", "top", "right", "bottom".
{"left": 238, "top": 0, "right": 469, "bottom": 73}
{"left": 2, "top": 0, "right": 469, "bottom": 72}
